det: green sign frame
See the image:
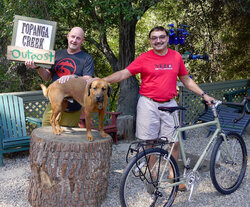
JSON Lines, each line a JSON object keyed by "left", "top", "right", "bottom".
{"left": 11, "top": 15, "right": 57, "bottom": 50}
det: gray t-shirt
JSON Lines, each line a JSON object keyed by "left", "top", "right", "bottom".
{"left": 50, "top": 49, "right": 94, "bottom": 111}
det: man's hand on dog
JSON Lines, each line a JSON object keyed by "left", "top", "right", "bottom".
{"left": 58, "top": 75, "right": 78, "bottom": 84}
{"left": 86, "top": 77, "right": 99, "bottom": 84}
{"left": 59, "top": 75, "right": 93, "bottom": 84}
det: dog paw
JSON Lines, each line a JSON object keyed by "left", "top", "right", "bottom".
{"left": 100, "top": 131, "right": 108, "bottom": 137}
{"left": 87, "top": 132, "right": 93, "bottom": 141}
{"left": 52, "top": 130, "right": 60, "bottom": 135}
{"left": 87, "top": 136, "right": 93, "bottom": 142}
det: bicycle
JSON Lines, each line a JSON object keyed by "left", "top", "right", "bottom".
{"left": 119, "top": 98, "right": 249, "bottom": 207}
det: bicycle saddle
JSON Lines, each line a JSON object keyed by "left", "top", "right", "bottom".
{"left": 158, "top": 106, "right": 187, "bottom": 113}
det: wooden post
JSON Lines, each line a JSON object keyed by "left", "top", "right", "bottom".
{"left": 28, "top": 127, "right": 112, "bottom": 207}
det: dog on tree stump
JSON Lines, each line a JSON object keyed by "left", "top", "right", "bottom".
{"left": 40, "top": 78, "right": 110, "bottom": 141}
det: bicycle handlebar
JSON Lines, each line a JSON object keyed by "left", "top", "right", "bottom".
{"left": 195, "top": 100, "right": 209, "bottom": 119}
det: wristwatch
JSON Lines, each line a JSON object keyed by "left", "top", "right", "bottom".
{"left": 201, "top": 92, "right": 207, "bottom": 98}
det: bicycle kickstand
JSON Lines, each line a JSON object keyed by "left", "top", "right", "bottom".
{"left": 188, "top": 183, "right": 195, "bottom": 201}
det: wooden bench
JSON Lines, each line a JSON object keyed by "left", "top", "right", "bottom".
{"left": 198, "top": 105, "right": 250, "bottom": 137}
{"left": 0, "top": 95, "right": 41, "bottom": 166}
{"left": 179, "top": 79, "right": 250, "bottom": 139}
{"left": 179, "top": 79, "right": 249, "bottom": 126}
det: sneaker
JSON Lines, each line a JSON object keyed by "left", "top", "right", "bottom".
{"left": 178, "top": 183, "right": 187, "bottom": 191}
{"left": 168, "top": 175, "right": 187, "bottom": 191}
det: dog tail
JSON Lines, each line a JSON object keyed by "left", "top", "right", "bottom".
{"left": 40, "top": 84, "right": 49, "bottom": 98}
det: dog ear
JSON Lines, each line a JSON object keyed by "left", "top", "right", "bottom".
{"left": 107, "top": 84, "right": 112, "bottom": 97}
{"left": 88, "top": 83, "right": 92, "bottom": 96}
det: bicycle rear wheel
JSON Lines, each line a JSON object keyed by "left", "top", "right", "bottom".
{"left": 119, "top": 148, "right": 179, "bottom": 207}
{"left": 210, "top": 132, "right": 247, "bottom": 194}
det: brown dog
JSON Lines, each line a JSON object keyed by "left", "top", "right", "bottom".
{"left": 40, "top": 78, "right": 110, "bottom": 141}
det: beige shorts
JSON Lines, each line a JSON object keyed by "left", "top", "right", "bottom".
{"left": 42, "top": 103, "right": 82, "bottom": 127}
{"left": 136, "top": 96, "right": 179, "bottom": 142}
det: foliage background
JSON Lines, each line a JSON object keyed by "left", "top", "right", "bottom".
{"left": 0, "top": 0, "right": 249, "bottom": 111}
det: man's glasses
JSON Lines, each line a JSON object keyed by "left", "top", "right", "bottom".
{"left": 150, "top": 35, "right": 167, "bottom": 41}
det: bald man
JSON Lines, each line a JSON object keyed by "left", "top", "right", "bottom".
{"left": 25, "top": 27, "right": 94, "bottom": 127}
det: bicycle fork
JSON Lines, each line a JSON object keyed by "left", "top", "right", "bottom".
{"left": 220, "top": 133, "right": 236, "bottom": 163}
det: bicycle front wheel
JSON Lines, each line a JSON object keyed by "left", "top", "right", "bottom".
{"left": 210, "top": 132, "right": 247, "bottom": 194}
{"left": 119, "top": 148, "right": 179, "bottom": 207}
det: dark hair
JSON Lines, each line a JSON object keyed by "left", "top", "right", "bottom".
{"left": 149, "top": 26, "right": 169, "bottom": 38}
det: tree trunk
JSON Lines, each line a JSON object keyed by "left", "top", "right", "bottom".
{"left": 117, "top": 77, "right": 139, "bottom": 116}
{"left": 28, "top": 127, "right": 112, "bottom": 207}
{"left": 117, "top": 18, "right": 139, "bottom": 116}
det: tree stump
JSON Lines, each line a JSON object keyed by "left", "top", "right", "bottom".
{"left": 117, "top": 115, "right": 136, "bottom": 140}
{"left": 28, "top": 127, "right": 112, "bottom": 207}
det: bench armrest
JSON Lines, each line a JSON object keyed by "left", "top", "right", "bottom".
{"left": 104, "top": 112, "right": 122, "bottom": 125}
{"left": 26, "top": 117, "right": 42, "bottom": 127}
{"left": 224, "top": 88, "right": 248, "bottom": 102}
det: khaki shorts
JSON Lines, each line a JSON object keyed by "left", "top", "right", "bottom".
{"left": 136, "top": 96, "right": 179, "bottom": 142}
{"left": 42, "top": 103, "right": 82, "bottom": 127}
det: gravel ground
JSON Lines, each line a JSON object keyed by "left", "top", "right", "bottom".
{"left": 0, "top": 126, "right": 249, "bottom": 207}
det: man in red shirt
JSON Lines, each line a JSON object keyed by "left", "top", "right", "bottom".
{"left": 103, "top": 26, "right": 214, "bottom": 191}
